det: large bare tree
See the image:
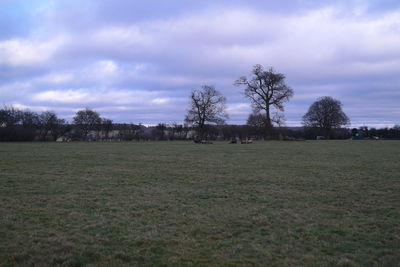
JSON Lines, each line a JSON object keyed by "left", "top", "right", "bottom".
{"left": 235, "top": 64, "right": 293, "bottom": 139}
{"left": 302, "top": 96, "right": 350, "bottom": 139}
{"left": 185, "top": 85, "right": 228, "bottom": 140}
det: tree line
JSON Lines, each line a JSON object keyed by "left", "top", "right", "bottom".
{"left": 1, "top": 64, "right": 399, "bottom": 141}
{"left": 0, "top": 105, "right": 399, "bottom": 141}
{"left": 0, "top": 106, "right": 181, "bottom": 141}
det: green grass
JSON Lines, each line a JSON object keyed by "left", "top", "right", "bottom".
{"left": 0, "top": 141, "right": 399, "bottom": 266}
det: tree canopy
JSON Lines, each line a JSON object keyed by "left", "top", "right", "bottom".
{"left": 185, "top": 85, "right": 228, "bottom": 140}
{"left": 235, "top": 64, "right": 293, "bottom": 138}
{"left": 73, "top": 108, "right": 102, "bottom": 140}
{"left": 303, "top": 96, "right": 350, "bottom": 138}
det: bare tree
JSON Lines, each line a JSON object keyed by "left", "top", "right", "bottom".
{"left": 185, "top": 85, "right": 228, "bottom": 140}
{"left": 154, "top": 123, "right": 167, "bottom": 140}
{"left": 73, "top": 108, "right": 102, "bottom": 140}
{"left": 39, "top": 111, "right": 66, "bottom": 141}
{"left": 235, "top": 64, "right": 293, "bottom": 139}
{"left": 302, "top": 96, "right": 350, "bottom": 139}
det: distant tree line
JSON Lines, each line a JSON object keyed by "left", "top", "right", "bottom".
{"left": 0, "top": 106, "right": 190, "bottom": 141}
{"left": 2, "top": 64, "right": 398, "bottom": 141}
{"left": 1, "top": 105, "right": 399, "bottom": 141}
{"left": 0, "top": 107, "right": 69, "bottom": 141}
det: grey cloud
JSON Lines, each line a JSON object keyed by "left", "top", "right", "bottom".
{"left": 0, "top": 0, "right": 399, "bottom": 126}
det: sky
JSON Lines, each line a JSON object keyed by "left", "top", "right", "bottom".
{"left": 0, "top": 0, "right": 399, "bottom": 127}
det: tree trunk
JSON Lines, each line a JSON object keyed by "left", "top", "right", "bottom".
{"left": 198, "top": 124, "right": 204, "bottom": 140}
{"left": 264, "top": 108, "right": 272, "bottom": 140}
{"left": 324, "top": 127, "right": 331, "bottom": 139}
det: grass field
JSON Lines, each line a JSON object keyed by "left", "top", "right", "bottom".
{"left": 0, "top": 141, "right": 399, "bottom": 266}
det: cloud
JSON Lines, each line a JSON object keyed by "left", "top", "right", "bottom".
{"left": 36, "top": 73, "right": 73, "bottom": 85}
{"left": 0, "top": 36, "right": 67, "bottom": 66}
{"left": 31, "top": 88, "right": 181, "bottom": 106}
{"left": 45, "top": 5, "right": 398, "bottom": 85}
{"left": 151, "top": 98, "right": 169, "bottom": 104}
{"left": 1, "top": 1, "right": 399, "bottom": 126}
{"left": 92, "top": 26, "right": 149, "bottom": 48}
{"left": 32, "top": 89, "right": 90, "bottom": 104}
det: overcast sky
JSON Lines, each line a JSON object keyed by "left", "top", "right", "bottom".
{"left": 1, "top": 0, "right": 399, "bottom": 127}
